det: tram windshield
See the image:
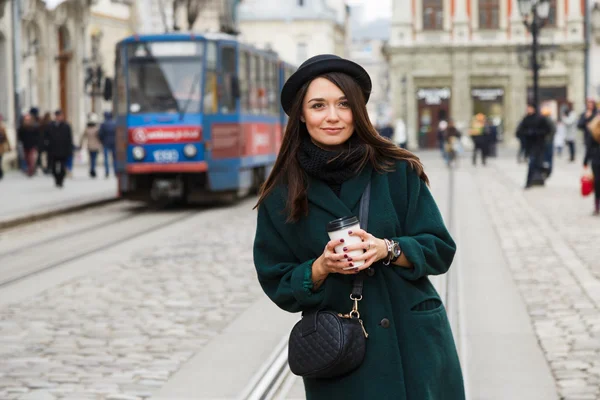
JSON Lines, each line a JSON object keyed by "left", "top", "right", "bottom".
{"left": 126, "top": 41, "right": 204, "bottom": 115}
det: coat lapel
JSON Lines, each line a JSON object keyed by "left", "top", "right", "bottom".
{"left": 340, "top": 163, "right": 373, "bottom": 213}
{"left": 305, "top": 163, "right": 373, "bottom": 219}
{"left": 306, "top": 177, "right": 351, "bottom": 218}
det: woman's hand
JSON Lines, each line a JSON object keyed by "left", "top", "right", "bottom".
{"left": 314, "top": 238, "right": 359, "bottom": 277}
{"left": 343, "top": 228, "right": 388, "bottom": 272}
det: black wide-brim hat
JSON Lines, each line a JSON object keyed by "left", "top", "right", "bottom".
{"left": 281, "top": 54, "right": 372, "bottom": 116}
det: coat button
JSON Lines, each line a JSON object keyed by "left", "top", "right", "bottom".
{"left": 380, "top": 318, "right": 390, "bottom": 328}
{"left": 366, "top": 268, "right": 375, "bottom": 277}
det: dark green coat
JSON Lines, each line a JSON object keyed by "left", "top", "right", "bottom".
{"left": 253, "top": 161, "right": 465, "bottom": 400}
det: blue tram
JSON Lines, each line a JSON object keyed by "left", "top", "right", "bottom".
{"left": 113, "top": 33, "right": 296, "bottom": 202}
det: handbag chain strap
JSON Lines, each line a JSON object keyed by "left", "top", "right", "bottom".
{"left": 347, "top": 180, "right": 371, "bottom": 318}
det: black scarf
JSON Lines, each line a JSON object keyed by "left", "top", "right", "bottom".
{"left": 297, "top": 135, "right": 366, "bottom": 197}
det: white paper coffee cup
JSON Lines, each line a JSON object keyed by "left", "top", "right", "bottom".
{"left": 326, "top": 216, "right": 364, "bottom": 268}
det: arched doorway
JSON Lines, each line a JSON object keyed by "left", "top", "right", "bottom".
{"left": 0, "top": 32, "right": 8, "bottom": 121}
{"left": 57, "top": 25, "right": 72, "bottom": 120}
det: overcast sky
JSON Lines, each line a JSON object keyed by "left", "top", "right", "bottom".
{"left": 347, "top": 0, "right": 392, "bottom": 22}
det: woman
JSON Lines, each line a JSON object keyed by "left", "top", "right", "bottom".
{"left": 0, "top": 114, "right": 11, "bottom": 180}
{"left": 253, "top": 55, "right": 464, "bottom": 400}
{"left": 584, "top": 129, "right": 600, "bottom": 216}
{"left": 17, "top": 114, "right": 39, "bottom": 177}
{"left": 80, "top": 113, "right": 102, "bottom": 178}
{"left": 561, "top": 104, "right": 578, "bottom": 162}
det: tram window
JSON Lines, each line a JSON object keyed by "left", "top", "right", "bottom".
{"left": 204, "top": 71, "right": 218, "bottom": 114}
{"left": 115, "top": 47, "right": 127, "bottom": 114}
{"left": 268, "top": 61, "right": 278, "bottom": 115}
{"left": 258, "top": 56, "right": 266, "bottom": 113}
{"left": 239, "top": 51, "right": 250, "bottom": 113}
{"left": 220, "top": 46, "right": 236, "bottom": 114}
{"left": 206, "top": 42, "right": 217, "bottom": 70}
{"left": 250, "top": 55, "right": 259, "bottom": 114}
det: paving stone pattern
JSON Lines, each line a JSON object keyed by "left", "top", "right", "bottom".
{"left": 0, "top": 200, "right": 263, "bottom": 400}
{"left": 475, "top": 162, "right": 600, "bottom": 400}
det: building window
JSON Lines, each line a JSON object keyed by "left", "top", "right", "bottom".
{"left": 297, "top": 42, "right": 307, "bottom": 64}
{"left": 478, "top": 0, "right": 499, "bottom": 29}
{"left": 422, "top": 0, "right": 443, "bottom": 30}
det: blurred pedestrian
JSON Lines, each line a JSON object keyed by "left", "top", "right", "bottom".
{"left": 254, "top": 54, "right": 465, "bottom": 399}
{"left": 484, "top": 117, "right": 498, "bottom": 157}
{"left": 541, "top": 107, "right": 556, "bottom": 178}
{"left": 0, "top": 114, "right": 11, "bottom": 180}
{"left": 583, "top": 124, "right": 600, "bottom": 215}
{"left": 561, "top": 103, "right": 578, "bottom": 162}
{"left": 393, "top": 117, "right": 407, "bottom": 149}
{"left": 554, "top": 113, "right": 567, "bottom": 157}
{"left": 517, "top": 104, "right": 553, "bottom": 188}
{"left": 79, "top": 113, "right": 102, "bottom": 178}
{"left": 99, "top": 111, "right": 117, "bottom": 178}
{"left": 39, "top": 112, "right": 53, "bottom": 174}
{"left": 437, "top": 120, "right": 448, "bottom": 162}
{"left": 17, "top": 114, "right": 39, "bottom": 177}
{"left": 578, "top": 99, "right": 598, "bottom": 150}
{"left": 445, "top": 119, "right": 462, "bottom": 167}
{"left": 469, "top": 113, "right": 488, "bottom": 166}
{"left": 47, "top": 110, "right": 73, "bottom": 188}
{"left": 377, "top": 121, "right": 394, "bottom": 140}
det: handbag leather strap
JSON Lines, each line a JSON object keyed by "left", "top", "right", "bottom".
{"left": 300, "top": 180, "right": 371, "bottom": 334}
{"left": 351, "top": 180, "right": 371, "bottom": 299}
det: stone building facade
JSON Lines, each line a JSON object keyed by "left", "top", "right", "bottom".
{"left": 237, "top": 0, "right": 349, "bottom": 66}
{"left": 0, "top": 0, "right": 92, "bottom": 167}
{"left": 386, "top": 0, "right": 586, "bottom": 149}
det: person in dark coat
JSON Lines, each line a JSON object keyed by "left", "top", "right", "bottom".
{"left": 47, "top": 110, "right": 74, "bottom": 188}
{"left": 253, "top": 55, "right": 464, "bottom": 400}
{"left": 17, "top": 113, "right": 40, "bottom": 177}
{"left": 98, "top": 111, "right": 117, "bottom": 178}
{"left": 578, "top": 99, "right": 598, "bottom": 150}
{"left": 584, "top": 131, "right": 600, "bottom": 215}
{"left": 516, "top": 104, "right": 553, "bottom": 188}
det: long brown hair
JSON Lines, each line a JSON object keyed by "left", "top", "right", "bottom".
{"left": 255, "top": 72, "right": 428, "bottom": 222}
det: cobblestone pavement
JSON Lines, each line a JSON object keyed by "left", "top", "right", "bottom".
{"left": 0, "top": 199, "right": 263, "bottom": 400}
{"left": 473, "top": 155, "right": 600, "bottom": 400}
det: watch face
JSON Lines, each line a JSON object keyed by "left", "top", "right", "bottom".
{"left": 392, "top": 242, "right": 402, "bottom": 257}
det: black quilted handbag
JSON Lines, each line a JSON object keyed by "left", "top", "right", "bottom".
{"left": 287, "top": 181, "right": 371, "bottom": 379}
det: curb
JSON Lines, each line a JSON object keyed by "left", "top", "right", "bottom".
{"left": 0, "top": 197, "right": 121, "bottom": 230}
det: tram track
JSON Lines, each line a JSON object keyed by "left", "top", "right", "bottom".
{"left": 0, "top": 204, "right": 202, "bottom": 288}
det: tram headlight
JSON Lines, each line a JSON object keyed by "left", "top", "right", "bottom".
{"left": 132, "top": 146, "right": 145, "bottom": 161}
{"left": 183, "top": 144, "right": 197, "bottom": 158}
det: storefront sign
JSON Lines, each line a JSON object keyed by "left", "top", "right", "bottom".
{"left": 471, "top": 88, "right": 505, "bottom": 102}
{"left": 416, "top": 88, "right": 451, "bottom": 105}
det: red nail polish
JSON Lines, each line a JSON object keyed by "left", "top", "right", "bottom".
{"left": 340, "top": 238, "right": 345, "bottom": 243}
{"left": 349, "top": 262, "right": 354, "bottom": 267}
{"left": 344, "top": 254, "right": 348, "bottom": 258}
{"left": 348, "top": 258, "right": 353, "bottom": 261}
{"left": 348, "top": 230, "right": 353, "bottom": 234}
{"left": 343, "top": 247, "right": 348, "bottom": 252}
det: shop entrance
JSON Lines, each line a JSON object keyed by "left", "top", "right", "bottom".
{"left": 417, "top": 87, "right": 451, "bottom": 149}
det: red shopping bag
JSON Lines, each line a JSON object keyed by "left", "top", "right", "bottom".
{"left": 581, "top": 172, "right": 594, "bottom": 197}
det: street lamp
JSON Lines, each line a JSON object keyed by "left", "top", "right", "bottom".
{"left": 518, "top": 0, "right": 550, "bottom": 113}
